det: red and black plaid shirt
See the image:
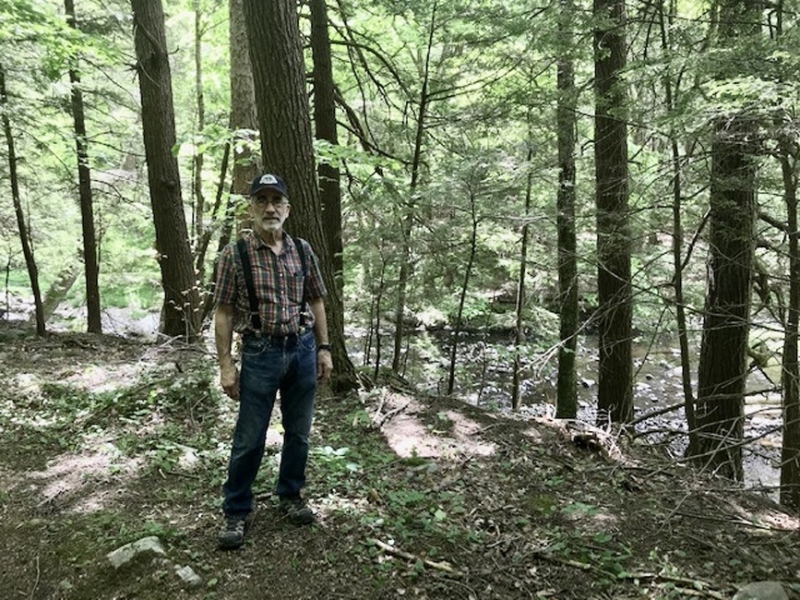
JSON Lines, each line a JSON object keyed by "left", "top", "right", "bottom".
{"left": 214, "top": 231, "right": 327, "bottom": 335}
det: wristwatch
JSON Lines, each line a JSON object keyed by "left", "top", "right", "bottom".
{"left": 317, "top": 344, "right": 331, "bottom": 353}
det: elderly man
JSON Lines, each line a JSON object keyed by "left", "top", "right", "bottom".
{"left": 213, "top": 173, "right": 333, "bottom": 550}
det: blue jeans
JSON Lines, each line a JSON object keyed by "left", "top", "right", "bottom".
{"left": 222, "top": 330, "right": 317, "bottom": 517}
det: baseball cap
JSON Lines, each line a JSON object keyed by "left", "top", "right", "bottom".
{"left": 250, "top": 173, "right": 289, "bottom": 198}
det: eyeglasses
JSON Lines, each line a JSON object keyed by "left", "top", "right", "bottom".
{"left": 252, "top": 197, "right": 288, "bottom": 208}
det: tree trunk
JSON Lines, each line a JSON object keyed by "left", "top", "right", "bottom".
{"left": 448, "top": 188, "right": 479, "bottom": 396}
{"left": 131, "top": 0, "right": 200, "bottom": 340}
{"left": 392, "top": 2, "right": 437, "bottom": 374}
{"left": 780, "top": 148, "right": 800, "bottom": 508}
{"left": 201, "top": 0, "right": 260, "bottom": 323}
{"left": 28, "top": 263, "right": 79, "bottom": 327}
{"left": 658, "top": 0, "right": 697, "bottom": 455}
{"left": 512, "top": 140, "right": 533, "bottom": 411}
{"left": 65, "top": 0, "right": 102, "bottom": 333}
{"left": 593, "top": 0, "right": 633, "bottom": 425}
{"left": 310, "top": 0, "right": 344, "bottom": 318}
{"left": 555, "top": 0, "right": 578, "bottom": 420}
{"left": 692, "top": 0, "right": 761, "bottom": 482}
{"left": 229, "top": 0, "right": 260, "bottom": 195}
{"left": 243, "top": 0, "right": 358, "bottom": 392}
{"left": 1, "top": 63, "right": 46, "bottom": 336}
{"left": 192, "top": 0, "right": 206, "bottom": 247}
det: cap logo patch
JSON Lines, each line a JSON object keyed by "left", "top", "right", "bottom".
{"left": 259, "top": 174, "right": 278, "bottom": 185}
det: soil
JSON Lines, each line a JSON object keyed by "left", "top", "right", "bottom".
{"left": 0, "top": 325, "right": 798, "bottom": 600}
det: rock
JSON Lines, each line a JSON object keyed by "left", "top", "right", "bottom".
{"left": 107, "top": 536, "right": 166, "bottom": 569}
{"left": 733, "top": 581, "right": 789, "bottom": 600}
{"left": 174, "top": 565, "right": 202, "bottom": 587}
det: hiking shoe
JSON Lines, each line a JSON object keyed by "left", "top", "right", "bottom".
{"left": 278, "top": 495, "right": 316, "bottom": 525}
{"left": 218, "top": 516, "right": 248, "bottom": 550}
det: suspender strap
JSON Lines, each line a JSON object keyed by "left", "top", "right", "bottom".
{"left": 293, "top": 237, "right": 308, "bottom": 328}
{"left": 237, "top": 236, "right": 308, "bottom": 333}
{"left": 237, "top": 238, "right": 262, "bottom": 332}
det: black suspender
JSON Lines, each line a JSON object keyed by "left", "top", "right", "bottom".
{"left": 236, "top": 235, "right": 308, "bottom": 334}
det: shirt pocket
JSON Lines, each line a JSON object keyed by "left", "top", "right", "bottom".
{"left": 289, "top": 271, "right": 306, "bottom": 305}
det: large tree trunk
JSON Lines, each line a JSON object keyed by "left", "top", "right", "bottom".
{"left": 1, "top": 63, "right": 46, "bottom": 336}
{"left": 692, "top": 0, "right": 761, "bottom": 482}
{"left": 201, "top": 0, "right": 260, "bottom": 322}
{"left": 65, "top": 0, "right": 102, "bottom": 334}
{"left": 131, "top": 0, "right": 200, "bottom": 340}
{"left": 243, "top": 0, "right": 357, "bottom": 392}
{"left": 228, "top": 0, "right": 260, "bottom": 196}
{"left": 593, "top": 0, "right": 633, "bottom": 425}
{"left": 555, "top": 0, "right": 578, "bottom": 419}
{"left": 310, "top": 0, "right": 344, "bottom": 317}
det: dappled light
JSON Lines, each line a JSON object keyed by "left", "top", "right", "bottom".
{"left": 378, "top": 393, "right": 495, "bottom": 459}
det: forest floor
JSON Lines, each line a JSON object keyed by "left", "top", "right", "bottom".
{"left": 0, "top": 325, "right": 798, "bottom": 600}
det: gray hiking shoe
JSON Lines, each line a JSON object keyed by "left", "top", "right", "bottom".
{"left": 218, "top": 516, "right": 248, "bottom": 550}
{"left": 278, "top": 495, "right": 315, "bottom": 526}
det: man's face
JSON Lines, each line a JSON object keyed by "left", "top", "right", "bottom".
{"left": 250, "top": 190, "right": 290, "bottom": 234}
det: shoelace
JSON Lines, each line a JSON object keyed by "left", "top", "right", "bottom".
{"left": 226, "top": 519, "right": 245, "bottom": 533}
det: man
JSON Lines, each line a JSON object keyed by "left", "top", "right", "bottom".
{"left": 213, "top": 173, "right": 334, "bottom": 550}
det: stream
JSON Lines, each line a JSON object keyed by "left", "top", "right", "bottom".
{"left": 360, "top": 328, "right": 783, "bottom": 498}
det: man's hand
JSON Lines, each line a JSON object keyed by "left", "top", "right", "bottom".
{"left": 317, "top": 349, "right": 333, "bottom": 382}
{"left": 220, "top": 363, "right": 240, "bottom": 400}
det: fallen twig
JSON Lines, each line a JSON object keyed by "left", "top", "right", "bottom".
{"left": 367, "top": 538, "right": 463, "bottom": 577}
{"left": 375, "top": 402, "right": 410, "bottom": 428}
{"left": 531, "top": 550, "right": 729, "bottom": 599}
{"left": 29, "top": 555, "right": 40, "bottom": 600}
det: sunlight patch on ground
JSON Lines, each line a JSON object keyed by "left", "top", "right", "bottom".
{"left": 30, "top": 437, "right": 142, "bottom": 514}
{"left": 62, "top": 363, "right": 145, "bottom": 393}
{"left": 727, "top": 497, "right": 799, "bottom": 531}
{"left": 379, "top": 394, "right": 495, "bottom": 459}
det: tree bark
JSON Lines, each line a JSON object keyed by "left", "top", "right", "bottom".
{"left": 201, "top": 0, "right": 260, "bottom": 322}
{"left": 310, "top": 0, "right": 344, "bottom": 317}
{"left": 448, "top": 187, "right": 479, "bottom": 396}
{"left": 692, "top": 0, "right": 761, "bottom": 481}
{"left": 512, "top": 138, "right": 533, "bottom": 411}
{"left": 192, "top": 0, "right": 206, "bottom": 248}
{"left": 555, "top": 0, "right": 578, "bottom": 420}
{"left": 593, "top": 0, "right": 633, "bottom": 425}
{"left": 229, "top": 0, "right": 260, "bottom": 195}
{"left": 65, "top": 0, "right": 102, "bottom": 333}
{"left": 658, "top": 0, "right": 697, "bottom": 455}
{"left": 131, "top": 0, "right": 200, "bottom": 340}
{"left": 780, "top": 148, "right": 800, "bottom": 508}
{"left": 243, "top": 0, "right": 358, "bottom": 392}
{"left": 1, "top": 63, "right": 46, "bottom": 336}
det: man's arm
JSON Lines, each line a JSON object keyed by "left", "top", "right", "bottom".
{"left": 309, "top": 297, "right": 333, "bottom": 382}
{"left": 215, "top": 303, "right": 239, "bottom": 399}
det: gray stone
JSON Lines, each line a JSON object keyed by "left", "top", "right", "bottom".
{"left": 174, "top": 565, "right": 202, "bottom": 587}
{"left": 733, "top": 582, "right": 789, "bottom": 600}
{"left": 107, "top": 536, "right": 166, "bottom": 569}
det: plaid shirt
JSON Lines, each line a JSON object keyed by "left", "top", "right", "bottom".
{"left": 214, "top": 231, "right": 327, "bottom": 335}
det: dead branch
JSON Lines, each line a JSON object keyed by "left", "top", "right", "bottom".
{"left": 367, "top": 538, "right": 463, "bottom": 577}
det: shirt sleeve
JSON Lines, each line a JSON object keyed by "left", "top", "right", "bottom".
{"left": 214, "top": 243, "right": 238, "bottom": 305}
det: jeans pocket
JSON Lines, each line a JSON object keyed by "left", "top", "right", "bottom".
{"left": 241, "top": 336, "right": 267, "bottom": 357}
{"left": 299, "top": 331, "right": 317, "bottom": 353}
